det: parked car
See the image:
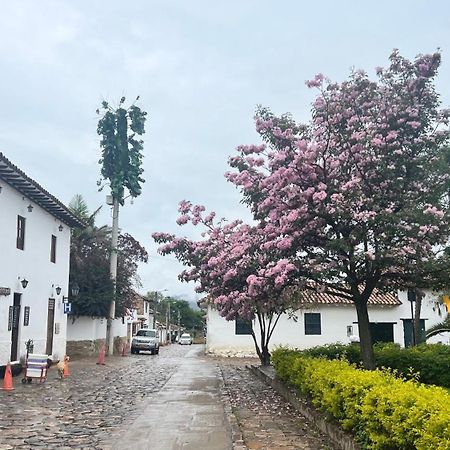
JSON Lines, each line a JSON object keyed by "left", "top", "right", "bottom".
{"left": 131, "top": 329, "right": 160, "bottom": 355}
{"left": 178, "top": 333, "right": 193, "bottom": 345}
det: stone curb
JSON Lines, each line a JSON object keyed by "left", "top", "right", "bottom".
{"left": 248, "top": 365, "right": 360, "bottom": 450}
{"left": 219, "top": 365, "right": 248, "bottom": 450}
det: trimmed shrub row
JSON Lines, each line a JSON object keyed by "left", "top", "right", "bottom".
{"left": 302, "top": 342, "right": 450, "bottom": 388}
{"left": 272, "top": 348, "right": 450, "bottom": 450}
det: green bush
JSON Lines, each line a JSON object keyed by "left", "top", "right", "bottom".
{"left": 272, "top": 348, "right": 450, "bottom": 449}
{"left": 299, "top": 342, "right": 450, "bottom": 388}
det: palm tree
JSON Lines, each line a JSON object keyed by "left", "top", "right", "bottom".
{"left": 68, "top": 195, "right": 113, "bottom": 316}
{"left": 426, "top": 316, "right": 450, "bottom": 339}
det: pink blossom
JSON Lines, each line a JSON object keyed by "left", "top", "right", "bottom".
{"left": 176, "top": 215, "right": 189, "bottom": 225}
{"left": 423, "top": 206, "right": 445, "bottom": 219}
{"left": 372, "top": 138, "right": 383, "bottom": 146}
{"left": 276, "top": 237, "right": 293, "bottom": 251}
{"left": 305, "top": 73, "right": 325, "bottom": 88}
{"left": 312, "top": 191, "right": 327, "bottom": 203}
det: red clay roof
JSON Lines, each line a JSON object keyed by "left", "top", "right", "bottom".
{"left": 295, "top": 287, "right": 401, "bottom": 306}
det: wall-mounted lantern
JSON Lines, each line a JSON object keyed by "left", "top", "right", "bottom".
{"left": 18, "top": 277, "right": 29, "bottom": 289}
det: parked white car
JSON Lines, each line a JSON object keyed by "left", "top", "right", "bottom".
{"left": 131, "top": 329, "right": 160, "bottom": 355}
{"left": 178, "top": 333, "right": 193, "bottom": 345}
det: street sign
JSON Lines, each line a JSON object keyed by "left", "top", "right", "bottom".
{"left": 64, "top": 303, "right": 72, "bottom": 314}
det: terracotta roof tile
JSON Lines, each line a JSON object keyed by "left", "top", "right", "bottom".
{"left": 295, "top": 287, "right": 401, "bottom": 306}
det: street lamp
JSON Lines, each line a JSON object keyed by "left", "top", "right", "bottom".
{"left": 57, "top": 283, "right": 80, "bottom": 303}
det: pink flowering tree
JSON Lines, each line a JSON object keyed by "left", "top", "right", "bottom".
{"left": 152, "top": 201, "right": 298, "bottom": 366}
{"left": 226, "top": 51, "right": 450, "bottom": 369}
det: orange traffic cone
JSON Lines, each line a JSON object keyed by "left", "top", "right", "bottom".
{"left": 121, "top": 342, "right": 128, "bottom": 357}
{"left": 2, "top": 362, "right": 15, "bottom": 391}
{"left": 63, "top": 355, "right": 70, "bottom": 378}
{"left": 96, "top": 345, "right": 106, "bottom": 365}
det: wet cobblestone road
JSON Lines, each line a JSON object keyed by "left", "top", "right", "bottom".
{"left": 218, "top": 359, "right": 334, "bottom": 450}
{"left": 0, "top": 345, "right": 185, "bottom": 449}
{"left": 0, "top": 346, "right": 335, "bottom": 450}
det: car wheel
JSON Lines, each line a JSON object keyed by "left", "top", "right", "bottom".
{"left": 155, "top": 348, "right": 159, "bottom": 355}
{"left": 150, "top": 349, "right": 154, "bottom": 355}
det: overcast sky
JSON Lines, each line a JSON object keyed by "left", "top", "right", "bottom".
{"left": 1, "top": 1, "right": 450, "bottom": 301}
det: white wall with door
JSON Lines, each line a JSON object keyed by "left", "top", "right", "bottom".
{"left": 0, "top": 154, "right": 81, "bottom": 365}
{"left": 0, "top": 182, "right": 72, "bottom": 363}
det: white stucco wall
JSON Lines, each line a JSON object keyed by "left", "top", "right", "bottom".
{"left": 206, "top": 290, "right": 449, "bottom": 356}
{"left": 67, "top": 316, "right": 130, "bottom": 342}
{"left": 67, "top": 316, "right": 106, "bottom": 341}
{"left": 0, "top": 181, "right": 71, "bottom": 364}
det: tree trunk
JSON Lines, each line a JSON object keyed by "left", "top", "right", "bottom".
{"left": 250, "top": 330, "right": 264, "bottom": 365}
{"left": 414, "top": 289, "right": 424, "bottom": 345}
{"left": 260, "top": 344, "right": 271, "bottom": 366}
{"left": 355, "top": 300, "right": 375, "bottom": 370}
{"left": 250, "top": 313, "right": 275, "bottom": 366}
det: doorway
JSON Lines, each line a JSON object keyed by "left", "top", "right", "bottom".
{"left": 46, "top": 298, "right": 56, "bottom": 355}
{"left": 402, "top": 319, "right": 426, "bottom": 347}
{"left": 10, "top": 293, "right": 22, "bottom": 361}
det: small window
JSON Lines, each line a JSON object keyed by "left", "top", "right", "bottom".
{"left": 235, "top": 318, "right": 252, "bottom": 335}
{"left": 50, "top": 235, "right": 57, "bottom": 263}
{"left": 16, "top": 215, "right": 26, "bottom": 250}
{"left": 305, "top": 313, "right": 321, "bottom": 335}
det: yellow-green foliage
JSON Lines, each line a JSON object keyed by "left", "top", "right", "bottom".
{"left": 272, "top": 348, "right": 450, "bottom": 449}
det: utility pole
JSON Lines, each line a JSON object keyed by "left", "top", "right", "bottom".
{"left": 166, "top": 301, "right": 171, "bottom": 344}
{"left": 96, "top": 97, "right": 147, "bottom": 357}
{"left": 106, "top": 197, "right": 119, "bottom": 356}
{"left": 177, "top": 309, "right": 181, "bottom": 341}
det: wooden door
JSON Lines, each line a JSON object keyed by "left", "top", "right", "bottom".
{"left": 46, "top": 298, "right": 55, "bottom": 355}
{"left": 10, "top": 293, "right": 21, "bottom": 361}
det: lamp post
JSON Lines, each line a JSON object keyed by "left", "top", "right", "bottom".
{"left": 166, "top": 301, "right": 171, "bottom": 344}
{"left": 150, "top": 290, "right": 168, "bottom": 341}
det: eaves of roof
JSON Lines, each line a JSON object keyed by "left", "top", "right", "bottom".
{"left": 0, "top": 152, "right": 85, "bottom": 228}
{"left": 296, "top": 288, "right": 401, "bottom": 306}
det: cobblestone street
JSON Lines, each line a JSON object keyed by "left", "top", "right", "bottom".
{"left": 0, "top": 345, "right": 185, "bottom": 449}
{"left": 219, "top": 359, "right": 334, "bottom": 450}
{"left": 0, "top": 345, "right": 334, "bottom": 450}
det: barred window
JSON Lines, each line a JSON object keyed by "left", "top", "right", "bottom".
{"left": 235, "top": 318, "right": 252, "bottom": 335}
{"left": 305, "top": 313, "right": 321, "bottom": 335}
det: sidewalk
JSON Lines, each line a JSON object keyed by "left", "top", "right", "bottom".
{"left": 108, "top": 346, "right": 232, "bottom": 450}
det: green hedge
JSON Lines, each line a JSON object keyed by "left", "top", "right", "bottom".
{"left": 272, "top": 348, "right": 450, "bottom": 450}
{"left": 301, "top": 343, "right": 450, "bottom": 388}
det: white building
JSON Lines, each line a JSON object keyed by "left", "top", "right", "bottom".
{"left": 66, "top": 292, "right": 155, "bottom": 357}
{"left": 205, "top": 289, "right": 449, "bottom": 357}
{"left": 0, "top": 152, "right": 83, "bottom": 365}
{"left": 66, "top": 316, "right": 131, "bottom": 357}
